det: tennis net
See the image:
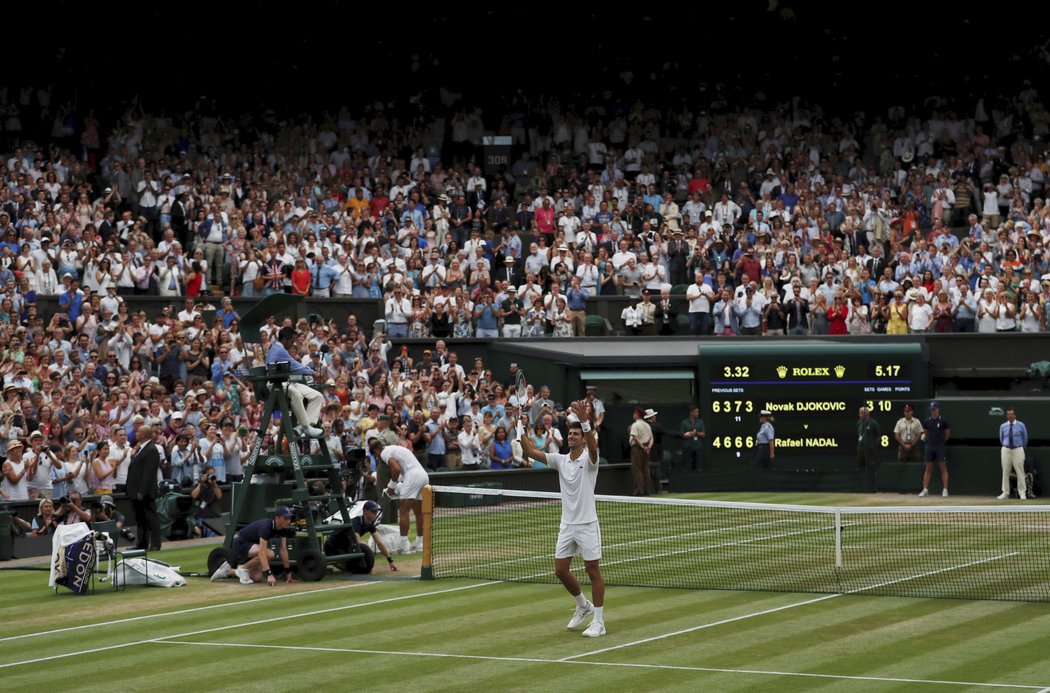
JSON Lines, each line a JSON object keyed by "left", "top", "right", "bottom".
{"left": 424, "top": 485, "right": 1050, "bottom": 602}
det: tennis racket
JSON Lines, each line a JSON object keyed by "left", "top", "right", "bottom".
{"left": 514, "top": 367, "right": 528, "bottom": 403}
{"left": 513, "top": 368, "right": 528, "bottom": 441}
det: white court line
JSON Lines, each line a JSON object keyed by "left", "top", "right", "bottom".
{"left": 159, "top": 640, "right": 1048, "bottom": 690}
{"left": 562, "top": 552, "right": 1020, "bottom": 662}
{"left": 846, "top": 553, "right": 1019, "bottom": 595}
{"left": 0, "top": 580, "right": 379, "bottom": 644}
{"left": 558, "top": 594, "right": 839, "bottom": 661}
{"left": 0, "top": 581, "right": 494, "bottom": 670}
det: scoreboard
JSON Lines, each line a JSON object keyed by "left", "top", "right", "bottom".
{"left": 697, "top": 343, "right": 930, "bottom": 468}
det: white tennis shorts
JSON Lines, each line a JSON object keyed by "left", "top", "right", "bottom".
{"left": 400, "top": 468, "right": 429, "bottom": 501}
{"left": 555, "top": 521, "right": 602, "bottom": 561}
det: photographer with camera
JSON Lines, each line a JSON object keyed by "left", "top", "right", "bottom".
{"left": 30, "top": 498, "right": 58, "bottom": 536}
{"left": 212, "top": 506, "right": 296, "bottom": 586}
{"left": 190, "top": 464, "right": 223, "bottom": 537}
{"left": 24, "top": 431, "right": 56, "bottom": 500}
{"left": 54, "top": 491, "right": 92, "bottom": 525}
{"left": 341, "top": 445, "right": 375, "bottom": 502}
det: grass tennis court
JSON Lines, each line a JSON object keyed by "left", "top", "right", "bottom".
{"left": 5, "top": 492, "right": 1050, "bottom": 691}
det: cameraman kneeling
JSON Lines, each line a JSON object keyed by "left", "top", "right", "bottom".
{"left": 211, "top": 506, "right": 296, "bottom": 586}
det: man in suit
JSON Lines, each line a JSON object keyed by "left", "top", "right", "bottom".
{"left": 866, "top": 245, "right": 888, "bottom": 283}
{"left": 494, "top": 255, "right": 522, "bottom": 286}
{"left": 127, "top": 422, "right": 162, "bottom": 551}
{"left": 654, "top": 286, "right": 679, "bottom": 335}
{"left": 784, "top": 285, "right": 810, "bottom": 336}
{"left": 666, "top": 229, "right": 690, "bottom": 286}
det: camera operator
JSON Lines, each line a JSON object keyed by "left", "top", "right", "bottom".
{"left": 324, "top": 500, "right": 398, "bottom": 573}
{"left": 54, "top": 491, "right": 92, "bottom": 525}
{"left": 30, "top": 498, "right": 58, "bottom": 536}
{"left": 3, "top": 502, "right": 32, "bottom": 537}
{"left": 212, "top": 506, "right": 296, "bottom": 586}
{"left": 92, "top": 495, "right": 135, "bottom": 542}
{"left": 191, "top": 464, "right": 223, "bottom": 537}
{"left": 342, "top": 446, "right": 375, "bottom": 502}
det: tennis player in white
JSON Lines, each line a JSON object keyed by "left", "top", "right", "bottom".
{"left": 369, "top": 439, "right": 430, "bottom": 554}
{"left": 519, "top": 400, "right": 606, "bottom": 637}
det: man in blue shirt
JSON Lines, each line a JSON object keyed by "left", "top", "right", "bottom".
{"left": 997, "top": 407, "right": 1029, "bottom": 500}
{"left": 323, "top": 500, "right": 399, "bottom": 572}
{"left": 424, "top": 408, "right": 447, "bottom": 470}
{"left": 310, "top": 257, "right": 339, "bottom": 298}
{"left": 212, "top": 506, "right": 296, "bottom": 586}
{"left": 58, "top": 276, "right": 84, "bottom": 325}
{"left": 266, "top": 326, "right": 323, "bottom": 438}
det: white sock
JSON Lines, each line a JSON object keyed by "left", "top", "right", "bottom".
{"left": 593, "top": 606, "right": 604, "bottom": 623}
{"left": 574, "top": 593, "right": 588, "bottom": 608}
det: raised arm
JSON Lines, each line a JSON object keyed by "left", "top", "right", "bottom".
{"left": 517, "top": 414, "right": 547, "bottom": 465}
{"left": 570, "top": 400, "right": 598, "bottom": 462}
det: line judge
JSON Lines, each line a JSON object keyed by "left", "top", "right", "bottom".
{"left": 756, "top": 410, "right": 775, "bottom": 468}
{"left": 997, "top": 407, "right": 1028, "bottom": 500}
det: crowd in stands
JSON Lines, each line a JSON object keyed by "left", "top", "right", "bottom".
{"left": 0, "top": 89, "right": 1048, "bottom": 339}
{"left": 3, "top": 84, "right": 1050, "bottom": 514}
{"left": 0, "top": 307, "right": 588, "bottom": 513}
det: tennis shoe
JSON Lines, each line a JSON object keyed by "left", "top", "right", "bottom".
{"left": 582, "top": 621, "right": 606, "bottom": 638}
{"left": 295, "top": 424, "right": 324, "bottom": 439}
{"left": 398, "top": 538, "right": 411, "bottom": 554}
{"left": 1020, "top": 492, "right": 1027, "bottom": 500}
{"left": 411, "top": 537, "right": 423, "bottom": 552}
{"left": 567, "top": 601, "right": 594, "bottom": 629}
{"left": 210, "top": 561, "right": 231, "bottom": 582}
{"left": 918, "top": 489, "right": 929, "bottom": 497}
{"left": 942, "top": 489, "right": 949, "bottom": 497}
{"left": 235, "top": 567, "right": 254, "bottom": 584}
{"left": 997, "top": 493, "right": 1009, "bottom": 500}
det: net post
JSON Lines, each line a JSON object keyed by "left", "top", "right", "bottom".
{"left": 421, "top": 484, "right": 434, "bottom": 580}
{"left": 834, "top": 508, "right": 843, "bottom": 569}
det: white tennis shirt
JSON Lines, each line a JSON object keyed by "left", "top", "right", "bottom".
{"left": 546, "top": 447, "right": 599, "bottom": 525}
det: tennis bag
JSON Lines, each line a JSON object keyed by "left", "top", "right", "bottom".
{"left": 114, "top": 557, "right": 187, "bottom": 588}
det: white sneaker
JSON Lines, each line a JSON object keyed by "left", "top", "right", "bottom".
{"left": 210, "top": 560, "right": 231, "bottom": 582}
{"left": 566, "top": 601, "right": 594, "bottom": 629}
{"left": 295, "top": 425, "right": 323, "bottom": 439}
{"left": 398, "top": 538, "right": 411, "bottom": 554}
{"left": 918, "top": 489, "right": 929, "bottom": 497}
{"left": 1020, "top": 493, "right": 1027, "bottom": 500}
{"left": 997, "top": 493, "right": 1009, "bottom": 500}
{"left": 582, "top": 621, "right": 606, "bottom": 637}
{"left": 411, "top": 537, "right": 423, "bottom": 552}
{"left": 942, "top": 489, "right": 949, "bottom": 497}
{"left": 235, "top": 567, "right": 254, "bottom": 585}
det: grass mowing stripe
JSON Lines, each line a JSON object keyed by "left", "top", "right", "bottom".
{"left": 557, "top": 593, "right": 840, "bottom": 661}
{"left": 159, "top": 640, "right": 1049, "bottom": 690}
{"left": 561, "top": 552, "right": 1018, "bottom": 663}
{"left": 0, "top": 580, "right": 379, "bottom": 644}
{"left": 0, "top": 581, "right": 495, "bottom": 670}
{"left": 845, "top": 552, "right": 1020, "bottom": 595}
